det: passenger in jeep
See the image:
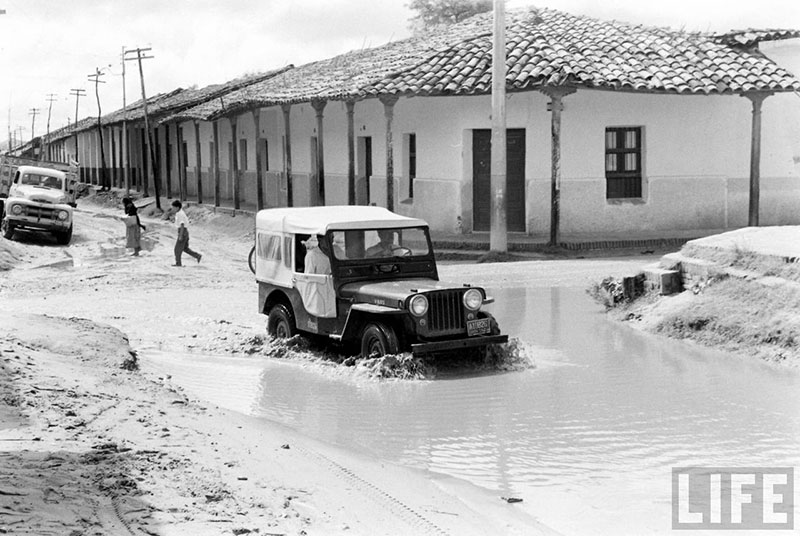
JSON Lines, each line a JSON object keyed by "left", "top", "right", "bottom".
{"left": 303, "top": 235, "right": 331, "bottom": 274}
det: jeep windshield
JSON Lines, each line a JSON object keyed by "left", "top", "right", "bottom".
{"left": 329, "top": 227, "right": 431, "bottom": 261}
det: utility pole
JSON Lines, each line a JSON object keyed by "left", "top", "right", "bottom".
{"left": 70, "top": 88, "right": 86, "bottom": 170}
{"left": 15, "top": 127, "right": 24, "bottom": 152}
{"left": 88, "top": 68, "right": 110, "bottom": 190}
{"left": 7, "top": 107, "right": 11, "bottom": 153}
{"left": 490, "top": 0, "right": 508, "bottom": 253}
{"left": 44, "top": 94, "right": 57, "bottom": 161}
{"left": 124, "top": 47, "right": 161, "bottom": 208}
{"left": 29, "top": 108, "right": 39, "bottom": 150}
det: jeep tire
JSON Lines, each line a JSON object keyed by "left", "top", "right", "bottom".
{"left": 1, "top": 218, "right": 14, "bottom": 240}
{"left": 267, "top": 303, "right": 297, "bottom": 339}
{"left": 477, "top": 311, "right": 501, "bottom": 335}
{"left": 360, "top": 322, "right": 399, "bottom": 358}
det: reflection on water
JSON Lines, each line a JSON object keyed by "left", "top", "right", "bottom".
{"left": 145, "top": 287, "right": 800, "bottom": 535}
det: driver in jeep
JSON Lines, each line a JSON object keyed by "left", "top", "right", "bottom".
{"left": 366, "top": 229, "right": 401, "bottom": 257}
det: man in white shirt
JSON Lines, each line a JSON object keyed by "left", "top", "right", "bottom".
{"left": 170, "top": 200, "right": 202, "bottom": 266}
{"left": 303, "top": 235, "right": 331, "bottom": 274}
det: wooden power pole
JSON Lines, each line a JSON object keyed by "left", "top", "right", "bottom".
{"left": 124, "top": 47, "right": 161, "bottom": 209}
{"left": 490, "top": 0, "right": 507, "bottom": 253}
{"left": 70, "top": 88, "right": 86, "bottom": 168}
{"left": 88, "top": 68, "right": 110, "bottom": 190}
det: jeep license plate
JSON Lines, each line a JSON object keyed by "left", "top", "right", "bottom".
{"left": 466, "top": 318, "right": 490, "bottom": 337}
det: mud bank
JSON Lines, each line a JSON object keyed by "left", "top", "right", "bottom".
{"left": 594, "top": 227, "right": 800, "bottom": 367}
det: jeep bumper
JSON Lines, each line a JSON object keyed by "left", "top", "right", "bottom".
{"left": 411, "top": 334, "right": 509, "bottom": 356}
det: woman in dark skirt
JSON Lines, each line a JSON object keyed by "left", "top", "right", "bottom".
{"left": 122, "top": 197, "right": 146, "bottom": 256}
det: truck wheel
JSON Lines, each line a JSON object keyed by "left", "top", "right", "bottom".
{"left": 267, "top": 303, "right": 296, "bottom": 339}
{"left": 55, "top": 225, "right": 73, "bottom": 245}
{"left": 1, "top": 218, "right": 14, "bottom": 240}
{"left": 360, "top": 322, "right": 399, "bottom": 358}
{"left": 248, "top": 246, "right": 256, "bottom": 274}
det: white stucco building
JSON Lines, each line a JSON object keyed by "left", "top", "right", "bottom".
{"left": 46, "top": 7, "right": 800, "bottom": 243}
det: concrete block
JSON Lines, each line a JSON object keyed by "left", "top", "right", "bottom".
{"left": 644, "top": 265, "right": 682, "bottom": 295}
{"left": 623, "top": 273, "right": 645, "bottom": 300}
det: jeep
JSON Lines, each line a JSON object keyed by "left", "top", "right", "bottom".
{"left": 254, "top": 206, "right": 508, "bottom": 358}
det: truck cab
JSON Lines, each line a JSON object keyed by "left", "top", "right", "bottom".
{"left": 1, "top": 165, "right": 75, "bottom": 245}
{"left": 254, "top": 206, "right": 507, "bottom": 358}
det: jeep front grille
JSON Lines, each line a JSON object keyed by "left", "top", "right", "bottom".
{"left": 428, "top": 290, "right": 464, "bottom": 333}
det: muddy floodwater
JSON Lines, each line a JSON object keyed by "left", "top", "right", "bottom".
{"left": 145, "top": 286, "right": 800, "bottom": 535}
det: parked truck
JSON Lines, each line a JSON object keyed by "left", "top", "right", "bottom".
{"left": 0, "top": 156, "right": 79, "bottom": 245}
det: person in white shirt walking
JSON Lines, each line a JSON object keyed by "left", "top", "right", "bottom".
{"left": 170, "top": 200, "right": 202, "bottom": 266}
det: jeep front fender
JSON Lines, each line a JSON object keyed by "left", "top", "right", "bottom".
{"left": 340, "top": 303, "right": 406, "bottom": 343}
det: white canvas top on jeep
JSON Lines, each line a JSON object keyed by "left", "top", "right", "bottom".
{"left": 255, "top": 205, "right": 426, "bottom": 236}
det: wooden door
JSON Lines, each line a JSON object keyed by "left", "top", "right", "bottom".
{"left": 472, "top": 129, "right": 526, "bottom": 232}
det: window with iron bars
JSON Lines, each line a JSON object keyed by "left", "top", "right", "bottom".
{"left": 605, "top": 127, "right": 642, "bottom": 199}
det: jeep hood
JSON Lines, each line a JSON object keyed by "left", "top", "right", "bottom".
{"left": 13, "top": 185, "right": 67, "bottom": 204}
{"left": 340, "top": 278, "right": 476, "bottom": 304}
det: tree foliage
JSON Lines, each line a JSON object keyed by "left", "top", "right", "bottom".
{"left": 407, "top": 0, "right": 493, "bottom": 34}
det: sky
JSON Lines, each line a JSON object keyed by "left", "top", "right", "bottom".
{"left": 0, "top": 0, "right": 798, "bottom": 147}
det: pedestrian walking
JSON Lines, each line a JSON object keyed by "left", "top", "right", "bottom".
{"left": 170, "top": 200, "right": 202, "bottom": 266}
{"left": 122, "top": 197, "right": 146, "bottom": 256}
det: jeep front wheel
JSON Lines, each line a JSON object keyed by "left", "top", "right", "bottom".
{"left": 360, "top": 322, "right": 399, "bottom": 358}
{"left": 1, "top": 218, "right": 14, "bottom": 240}
{"left": 267, "top": 303, "right": 296, "bottom": 339}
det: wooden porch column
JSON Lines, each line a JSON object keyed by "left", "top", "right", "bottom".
{"left": 542, "top": 87, "right": 577, "bottom": 246}
{"left": 177, "top": 125, "right": 186, "bottom": 201}
{"left": 311, "top": 99, "right": 327, "bottom": 205}
{"left": 281, "top": 104, "right": 293, "bottom": 207}
{"left": 110, "top": 126, "right": 117, "bottom": 188}
{"left": 230, "top": 116, "right": 240, "bottom": 210}
{"left": 252, "top": 109, "right": 264, "bottom": 210}
{"left": 346, "top": 100, "right": 356, "bottom": 205}
{"left": 163, "top": 124, "right": 172, "bottom": 198}
{"left": 194, "top": 120, "right": 203, "bottom": 204}
{"left": 745, "top": 92, "right": 771, "bottom": 227}
{"left": 121, "top": 125, "right": 129, "bottom": 194}
{"left": 213, "top": 120, "right": 221, "bottom": 207}
{"left": 380, "top": 95, "right": 399, "bottom": 211}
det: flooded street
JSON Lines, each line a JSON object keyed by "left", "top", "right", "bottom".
{"left": 145, "top": 284, "right": 800, "bottom": 535}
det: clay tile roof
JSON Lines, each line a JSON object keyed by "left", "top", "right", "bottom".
{"left": 367, "top": 7, "right": 800, "bottom": 97}
{"left": 164, "top": 15, "right": 494, "bottom": 122}
{"left": 65, "top": 6, "right": 800, "bottom": 134}
{"left": 114, "top": 66, "right": 293, "bottom": 126}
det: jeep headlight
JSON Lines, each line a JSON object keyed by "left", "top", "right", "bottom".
{"left": 409, "top": 294, "right": 428, "bottom": 317}
{"left": 463, "top": 288, "right": 483, "bottom": 311}
{"left": 57, "top": 210, "right": 69, "bottom": 221}
{"left": 10, "top": 204, "right": 22, "bottom": 216}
